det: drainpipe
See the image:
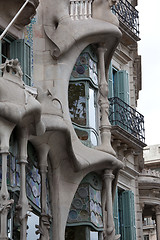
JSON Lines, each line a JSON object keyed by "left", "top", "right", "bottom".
{"left": 0, "top": 0, "right": 30, "bottom": 41}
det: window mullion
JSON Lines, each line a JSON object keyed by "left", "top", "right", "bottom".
{"left": 85, "top": 81, "right": 89, "bottom": 127}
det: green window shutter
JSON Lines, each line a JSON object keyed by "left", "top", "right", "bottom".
{"left": 122, "top": 190, "right": 136, "bottom": 240}
{"left": 113, "top": 188, "right": 119, "bottom": 235}
{"left": 114, "top": 70, "right": 129, "bottom": 104}
{"left": 108, "top": 63, "right": 114, "bottom": 98}
{"left": 10, "top": 39, "right": 31, "bottom": 86}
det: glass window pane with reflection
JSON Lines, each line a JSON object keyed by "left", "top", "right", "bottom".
{"left": 69, "top": 83, "right": 86, "bottom": 126}
{"left": 90, "top": 231, "right": 98, "bottom": 240}
{"left": 89, "top": 88, "right": 96, "bottom": 129}
{"left": 27, "top": 212, "right": 40, "bottom": 239}
{"left": 90, "top": 131, "right": 98, "bottom": 146}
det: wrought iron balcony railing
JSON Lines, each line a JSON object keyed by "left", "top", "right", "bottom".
{"left": 112, "top": 0, "right": 139, "bottom": 37}
{"left": 109, "top": 97, "right": 145, "bottom": 143}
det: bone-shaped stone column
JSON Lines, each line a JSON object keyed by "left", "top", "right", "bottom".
{"left": 103, "top": 169, "right": 115, "bottom": 240}
{"left": 0, "top": 120, "right": 15, "bottom": 240}
{"left": 36, "top": 144, "right": 51, "bottom": 240}
{"left": 17, "top": 128, "right": 31, "bottom": 240}
{"left": 97, "top": 45, "right": 116, "bottom": 156}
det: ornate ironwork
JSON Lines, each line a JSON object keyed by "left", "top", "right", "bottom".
{"left": 112, "top": 0, "right": 139, "bottom": 37}
{"left": 109, "top": 97, "right": 145, "bottom": 142}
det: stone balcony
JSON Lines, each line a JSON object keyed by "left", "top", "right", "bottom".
{"left": 139, "top": 169, "right": 160, "bottom": 189}
{"left": 109, "top": 97, "right": 145, "bottom": 145}
{"left": 0, "top": 0, "right": 39, "bottom": 31}
{"left": 112, "top": 0, "right": 140, "bottom": 44}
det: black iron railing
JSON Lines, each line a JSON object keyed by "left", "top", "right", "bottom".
{"left": 109, "top": 97, "right": 145, "bottom": 143}
{"left": 112, "top": 0, "right": 139, "bottom": 37}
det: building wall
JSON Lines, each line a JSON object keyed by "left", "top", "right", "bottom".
{"left": 0, "top": 0, "right": 146, "bottom": 239}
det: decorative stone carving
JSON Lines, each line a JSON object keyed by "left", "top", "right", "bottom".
{"left": 35, "top": 144, "right": 51, "bottom": 240}
{"left": 0, "top": 59, "right": 23, "bottom": 79}
{"left": 37, "top": 88, "right": 63, "bottom": 118}
{"left": 0, "top": 59, "right": 44, "bottom": 134}
{"left": 96, "top": 45, "right": 116, "bottom": 156}
{"left": 92, "top": 0, "right": 119, "bottom": 25}
{"left": 0, "top": 59, "right": 44, "bottom": 238}
{"left": 36, "top": 214, "right": 51, "bottom": 240}
{"left": 16, "top": 129, "right": 32, "bottom": 240}
{"left": 108, "top": 0, "right": 117, "bottom": 7}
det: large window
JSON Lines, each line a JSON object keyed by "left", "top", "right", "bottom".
{"left": 68, "top": 45, "right": 99, "bottom": 147}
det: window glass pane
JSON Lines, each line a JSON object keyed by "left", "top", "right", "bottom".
{"left": 90, "top": 131, "right": 98, "bottom": 146}
{"left": 90, "top": 231, "right": 98, "bottom": 240}
{"left": 144, "top": 235, "right": 149, "bottom": 240}
{"left": 89, "top": 58, "right": 98, "bottom": 86}
{"left": 89, "top": 88, "right": 96, "bottom": 129}
{"left": 69, "top": 83, "right": 86, "bottom": 126}
{"left": 2, "top": 39, "right": 10, "bottom": 63}
{"left": 27, "top": 212, "right": 40, "bottom": 239}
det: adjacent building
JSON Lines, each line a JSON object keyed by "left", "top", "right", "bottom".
{"left": 140, "top": 145, "right": 160, "bottom": 240}
{"left": 0, "top": 0, "right": 153, "bottom": 240}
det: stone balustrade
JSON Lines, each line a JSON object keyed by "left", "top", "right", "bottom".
{"left": 141, "top": 169, "right": 160, "bottom": 178}
{"left": 69, "top": 0, "right": 93, "bottom": 20}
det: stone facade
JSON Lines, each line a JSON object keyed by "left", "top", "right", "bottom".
{"left": 139, "top": 145, "right": 160, "bottom": 240}
{"left": 0, "top": 0, "right": 148, "bottom": 240}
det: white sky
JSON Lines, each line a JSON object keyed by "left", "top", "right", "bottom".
{"left": 137, "top": 0, "right": 160, "bottom": 146}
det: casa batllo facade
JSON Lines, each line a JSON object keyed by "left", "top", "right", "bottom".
{"left": 0, "top": 0, "right": 155, "bottom": 240}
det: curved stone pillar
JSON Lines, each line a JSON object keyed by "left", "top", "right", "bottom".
{"left": 0, "top": 59, "right": 44, "bottom": 239}
{"left": 103, "top": 169, "right": 115, "bottom": 240}
{"left": 16, "top": 128, "right": 31, "bottom": 240}
{"left": 155, "top": 205, "right": 160, "bottom": 240}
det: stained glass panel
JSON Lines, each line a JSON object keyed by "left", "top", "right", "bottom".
{"left": 67, "top": 173, "right": 103, "bottom": 230}
{"left": 26, "top": 143, "right": 41, "bottom": 209}
{"left": 8, "top": 134, "right": 20, "bottom": 189}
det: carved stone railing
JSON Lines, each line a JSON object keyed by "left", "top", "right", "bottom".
{"left": 109, "top": 97, "right": 145, "bottom": 143}
{"left": 69, "top": 0, "right": 93, "bottom": 20}
{"left": 139, "top": 169, "right": 160, "bottom": 189}
{"left": 141, "top": 169, "right": 160, "bottom": 178}
{"left": 112, "top": 0, "right": 139, "bottom": 37}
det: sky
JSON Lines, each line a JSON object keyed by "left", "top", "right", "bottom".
{"left": 137, "top": 0, "right": 160, "bottom": 146}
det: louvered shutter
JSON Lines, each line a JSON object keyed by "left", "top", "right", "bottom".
{"left": 114, "top": 70, "right": 129, "bottom": 104}
{"left": 108, "top": 63, "right": 114, "bottom": 98}
{"left": 122, "top": 190, "right": 136, "bottom": 240}
{"left": 113, "top": 188, "right": 119, "bottom": 235}
{"left": 10, "top": 39, "right": 31, "bottom": 86}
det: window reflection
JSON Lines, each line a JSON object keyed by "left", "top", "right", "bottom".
{"left": 27, "top": 212, "right": 40, "bottom": 239}
{"left": 89, "top": 88, "right": 96, "bottom": 130}
{"left": 69, "top": 83, "right": 86, "bottom": 126}
{"left": 90, "top": 231, "right": 98, "bottom": 240}
{"left": 90, "top": 131, "right": 98, "bottom": 146}
{"left": 69, "top": 45, "right": 99, "bottom": 148}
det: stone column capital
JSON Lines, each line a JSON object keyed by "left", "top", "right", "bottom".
{"left": 103, "top": 169, "right": 114, "bottom": 180}
{"left": 98, "top": 43, "right": 107, "bottom": 53}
